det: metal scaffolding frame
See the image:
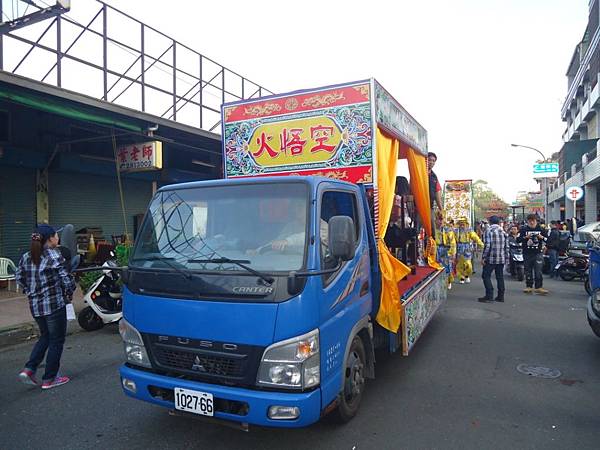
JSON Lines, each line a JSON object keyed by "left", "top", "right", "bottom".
{"left": 0, "top": 0, "right": 273, "bottom": 133}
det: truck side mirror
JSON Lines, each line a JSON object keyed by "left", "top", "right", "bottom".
{"left": 329, "top": 216, "right": 356, "bottom": 262}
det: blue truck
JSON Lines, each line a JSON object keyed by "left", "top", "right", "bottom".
{"left": 119, "top": 79, "right": 447, "bottom": 429}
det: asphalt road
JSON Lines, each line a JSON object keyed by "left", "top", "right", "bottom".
{"left": 1, "top": 274, "right": 599, "bottom": 450}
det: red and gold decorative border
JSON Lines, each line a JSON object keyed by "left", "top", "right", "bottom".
{"left": 225, "top": 83, "right": 370, "bottom": 123}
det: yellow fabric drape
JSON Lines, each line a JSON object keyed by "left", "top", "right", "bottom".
{"left": 375, "top": 128, "right": 411, "bottom": 333}
{"left": 406, "top": 147, "right": 432, "bottom": 236}
{"left": 406, "top": 147, "right": 442, "bottom": 270}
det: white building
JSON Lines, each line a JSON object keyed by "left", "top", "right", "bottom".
{"left": 547, "top": 0, "right": 600, "bottom": 224}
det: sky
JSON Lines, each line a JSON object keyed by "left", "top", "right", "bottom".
{"left": 122, "top": 0, "right": 589, "bottom": 202}
{"left": 4, "top": 0, "right": 589, "bottom": 202}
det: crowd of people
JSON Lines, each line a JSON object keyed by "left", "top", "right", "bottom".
{"left": 434, "top": 212, "right": 585, "bottom": 302}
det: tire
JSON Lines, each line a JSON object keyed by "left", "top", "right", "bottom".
{"left": 588, "top": 318, "right": 600, "bottom": 338}
{"left": 585, "top": 277, "right": 592, "bottom": 296}
{"left": 517, "top": 266, "right": 524, "bottom": 282}
{"left": 558, "top": 267, "right": 576, "bottom": 281}
{"left": 331, "top": 336, "right": 366, "bottom": 423}
{"left": 77, "top": 306, "right": 104, "bottom": 331}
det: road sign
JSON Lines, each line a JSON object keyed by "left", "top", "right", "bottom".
{"left": 566, "top": 186, "right": 584, "bottom": 201}
{"left": 532, "top": 162, "right": 559, "bottom": 178}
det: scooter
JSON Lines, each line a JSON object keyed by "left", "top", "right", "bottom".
{"left": 509, "top": 241, "right": 525, "bottom": 281}
{"left": 77, "top": 258, "right": 122, "bottom": 331}
{"left": 555, "top": 253, "right": 589, "bottom": 282}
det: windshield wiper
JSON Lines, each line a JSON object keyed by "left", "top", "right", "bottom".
{"left": 188, "top": 257, "right": 274, "bottom": 285}
{"left": 131, "top": 255, "right": 193, "bottom": 280}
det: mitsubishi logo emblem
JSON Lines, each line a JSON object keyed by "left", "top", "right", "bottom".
{"left": 191, "top": 356, "right": 206, "bottom": 372}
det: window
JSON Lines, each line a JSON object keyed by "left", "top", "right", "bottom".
{"left": 320, "top": 191, "right": 359, "bottom": 279}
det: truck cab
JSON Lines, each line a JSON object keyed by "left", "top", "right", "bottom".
{"left": 120, "top": 176, "right": 376, "bottom": 427}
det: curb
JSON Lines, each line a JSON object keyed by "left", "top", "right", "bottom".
{"left": 0, "top": 322, "right": 38, "bottom": 349}
{"left": 0, "top": 321, "right": 83, "bottom": 350}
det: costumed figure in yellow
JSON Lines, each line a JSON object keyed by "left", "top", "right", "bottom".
{"left": 434, "top": 214, "right": 457, "bottom": 290}
{"left": 455, "top": 217, "right": 484, "bottom": 284}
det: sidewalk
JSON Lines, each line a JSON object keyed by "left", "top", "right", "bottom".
{"left": 0, "top": 288, "right": 87, "bottom": 348}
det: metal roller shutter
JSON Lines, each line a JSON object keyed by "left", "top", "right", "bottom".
{"left": 0, "top": 166, "right": 36, "bottom": 264}
{"left": 48, "top": 172, "right": 152, "bottom": 242}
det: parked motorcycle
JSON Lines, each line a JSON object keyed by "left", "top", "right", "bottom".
{"left": 77, "top": 258, "right": 122, "bottom": 331}
{"left": 555, "top": 253, "right": 589, "bottom": 282}
{"left": 509, "top": 241, "right": 525, "bottom": 281}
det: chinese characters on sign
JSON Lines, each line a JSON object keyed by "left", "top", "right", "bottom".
{"left": 253, "top": 126, "right": 338, "bottom": 159}
{"left": 247, "top": 116, "right": 343, "bottom": 167}
{"left": 532, "top": 163, "right": 559, "bottom": 178}
{"left": 566, "top": 186, "right": 584, "bottom": 201}
{"left": 118, "top": 141, "right": 163, "bottom": 172}
{"left": 223, "top": 81, "right": 373, "bottom": 183}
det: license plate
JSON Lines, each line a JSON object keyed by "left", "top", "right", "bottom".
{"left": 174, "top": 387, "right": 214, "bottom": 416}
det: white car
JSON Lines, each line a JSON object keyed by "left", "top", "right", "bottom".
{"left": 577, "top": 221, "right": 600, "bottom": 240}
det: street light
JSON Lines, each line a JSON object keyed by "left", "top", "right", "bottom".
{"left": 510, "top": 143, "right": 550, "bottom": 223}
{"left": 510, "top": 143, "right": 548, "bottom": 162}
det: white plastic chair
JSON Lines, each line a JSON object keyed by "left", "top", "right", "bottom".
{"left": 0, "top": 257, "right": 18, "bottom": 292}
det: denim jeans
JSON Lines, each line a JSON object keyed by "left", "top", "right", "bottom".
{"left": 482, "top": 263, "right": 505, "bottom": 298}
{"left": 547, "top": 249, "right": 558, "bottom": 278}
{"left": 524, "top": 252, "right": 544, "bottom": 288}
{"left": 25, "top": 307, "right": 67, "bottom": 381}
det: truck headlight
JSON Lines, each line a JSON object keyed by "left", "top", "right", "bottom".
{"left": 257, "top": 329, "right": 320, "bottom": 389}
{"left": 119, "top": 319, "right": 151, "bottom": 368}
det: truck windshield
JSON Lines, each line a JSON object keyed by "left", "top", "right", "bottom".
{"left": 131, "top": 182, "right": 309, "bottom": 273}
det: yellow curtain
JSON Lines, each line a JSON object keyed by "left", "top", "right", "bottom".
{"left": 406, "top": 147, "right": 431, "bottom": 236}
{"left": 406, "top": 147, "right": 442, "bottom": 270}
{"left": 375, "top": 128, "right": 411, "bottom": 332}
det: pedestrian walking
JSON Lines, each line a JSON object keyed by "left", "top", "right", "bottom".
{"left": 517, "top": 214, "right": 548, "bottom": 295}
{"left": 15, "top": 224, "right": 76, "bottom": 389}
{"left": 546, "top": 220, "right": 560, "bottom": 279}
{"left": 478, "top": 215, "right": 509, "bottom": 303}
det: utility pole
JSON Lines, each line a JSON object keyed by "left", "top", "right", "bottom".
{"left": 510, "top": 143, "right": 551, "bottom": 223}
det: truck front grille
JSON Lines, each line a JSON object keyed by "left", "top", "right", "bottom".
{"left": 152, "top": 347, "right": 244, "bottom": 377}
{"left": 143, "top": 333, "right": 264, "bottom": 387}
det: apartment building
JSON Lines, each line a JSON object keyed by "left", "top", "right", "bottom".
{"left": 548, "top": 0, "right": 600, "bottom": 224}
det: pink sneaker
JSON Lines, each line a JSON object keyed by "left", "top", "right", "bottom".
{"left": 18, "top": 369, "right": 38, "bottom": 386}
{"left": 41, "top": 375, "right": 70, "bottom": 390}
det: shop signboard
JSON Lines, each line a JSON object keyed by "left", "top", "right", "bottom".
{"left": 117, "top": 141, "right": 163, "bottom": 172}
{"left": 222, "top": 80, "right": 374, "bottom": 183}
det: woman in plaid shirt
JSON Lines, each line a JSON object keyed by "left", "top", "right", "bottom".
{"left": 16, "top": 224, "right": 76, "bottom": 390}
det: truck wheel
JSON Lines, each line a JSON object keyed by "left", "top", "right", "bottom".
{"left": 585, "top": 277, "right": 592, "bottom": 296}
{"left": 332, "top": 336, "right": 366, "bottom": 423}
{"left": 77, "top": 306, "right": 104, "bottom": 331}
{"left": 588, "top": 318, "right": 600, "bottom": 338}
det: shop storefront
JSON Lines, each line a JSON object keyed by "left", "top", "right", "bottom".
{"left": 0, "top": 73, "right": 221, "bottom": 264}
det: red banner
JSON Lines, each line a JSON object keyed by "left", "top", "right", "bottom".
{"left": 224, "top": 84, "right": 370, "bottom": 123}
{"left": 226, "top": 165, "right": 373, "bottom": 184}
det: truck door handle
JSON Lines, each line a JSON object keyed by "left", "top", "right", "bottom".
{"left": 360, "top": 281, "right": 369, "bottom": 297}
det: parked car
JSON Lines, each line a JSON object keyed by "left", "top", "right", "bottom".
{"left": 577, "top": 221, "right": 600, "bottom": 241}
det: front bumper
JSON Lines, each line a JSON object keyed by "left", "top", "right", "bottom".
{"left": 119, "top": 365, "right": 322, "bottom": 428}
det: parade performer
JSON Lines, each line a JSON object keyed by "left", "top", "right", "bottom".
{"left": 455, "top": 217, "right": 484, "bottom": 284}
{"left": 434, "top": 213, "right": 457, "bottom": 289}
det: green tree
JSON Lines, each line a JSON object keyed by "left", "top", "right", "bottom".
{"left": 472, "top": 180, "right": 509, "bottom": 221}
